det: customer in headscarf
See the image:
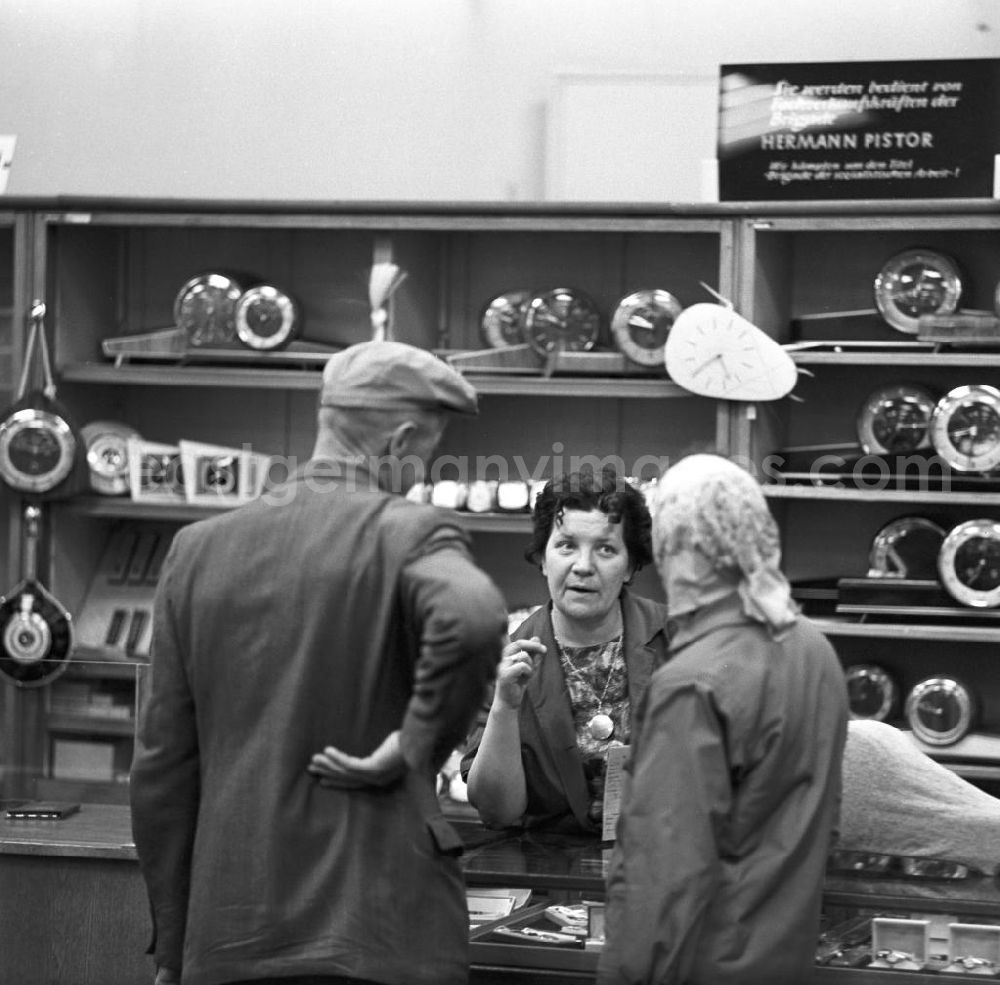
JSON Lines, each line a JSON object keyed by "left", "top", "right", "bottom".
{"left": 598, "top": 453, "right": 848, "bottom": 985}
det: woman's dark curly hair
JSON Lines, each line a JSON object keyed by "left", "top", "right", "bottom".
{"left": 525, "top": 466, "right": 653, "bottom": 571}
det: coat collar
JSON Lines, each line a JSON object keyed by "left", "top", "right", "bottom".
{"left": 667, "top": 591, "right": 757, "bottom": 653}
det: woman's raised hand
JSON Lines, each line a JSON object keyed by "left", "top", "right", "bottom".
{"left": 493, "top": 636, "right": 546, "bottom": 710}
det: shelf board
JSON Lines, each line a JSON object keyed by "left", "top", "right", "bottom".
{"left": 790, "top": 347, "right": 1000, "bottom": 367}
{"left": 46, "top": 714, "right": 135, "bottom": 737}
{"left": 763, "top": 484, "right": 1000, "bottom": 506}
{"left": 451, "top": 513, "right": 531, "bottom": 533}
{"left": 61, "top": 362, "right": 323, "bottom": 390}
{"left": 812, "top": 616, "right": 1000, "bottom": 644}
{"left": 61, "top": 657, "right": 142, "bottom": 680}
{"left": 66, "top": 497, "right": 227, "bottom": 523}
{"left": 59, "top": 362, "right": 692, "bottom": 398}
{"left": 65, "top": 495, "right": 532, "bottom": 532}
{"left": 460, "top": 375, "right": 689, "bottom": 398}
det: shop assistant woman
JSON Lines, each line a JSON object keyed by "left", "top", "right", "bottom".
{"left": 462, "top": 467, "right": 670, "bottom": 834}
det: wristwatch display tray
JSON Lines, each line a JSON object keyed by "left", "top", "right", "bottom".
{"left": 837, "top": 577, "right": 1000, "bottom": 621}
{"left": 470, "top": 902, "right": 598, "bottom": 974}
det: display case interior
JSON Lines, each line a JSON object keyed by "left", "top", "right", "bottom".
{"left": 0, "top": 657, "right": 144, "bottom": 803}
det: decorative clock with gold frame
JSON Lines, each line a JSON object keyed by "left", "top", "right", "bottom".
{"left": 873, "top": 249, "right": 962, "bottom": 335}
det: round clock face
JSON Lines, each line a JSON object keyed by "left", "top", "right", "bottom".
{"left": 175, "top": 273, "right": 243, "bottom": 347}
{"left": 664, "top": 302, "right": 797, "bottom": 401}
{"left": 235, "top": 285, "right": 299, "bottom": 351}
{"left": 481, "top": 291, "right": 530, "bottom": 348}
{"left": 81, "top": 420, "right": 140, "bottom": 496}
{"left": 844, "top": 663, "right": 898, "bottom": 721}
{"left": 0, "top": 586, "right": 73, "bottom": 688}
{"left": 905, "top": 676, "right": 974, "bottom": 746}
{"left": 938, "top": 518, "right": 1000, "bottom": 607}
{"left": 610, "top": 289, "right": 682, "bottom": 367}
{"left": 873, "top": 249, "right": 962, "bottom": 334}
{"left": 0, "top": 408, "right": 77, "bottom": 494}
{"left": 522, "top": 288, "right": 601, "bottom": 356}
{"left": 867, "top": 515, "right": 946, "bottom": 580}
{"left": 930, "top": 384, "right": 1000, "bottom": 472}
{"left": 856, "top": 383, "right": 937, "bottom": 456}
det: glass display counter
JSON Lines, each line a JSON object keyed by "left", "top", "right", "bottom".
{"left": 3, "top": 747, "right": 999, "bottom": 984}
{"left": 458, "top": 827, "right": 1000, "bottom": 984}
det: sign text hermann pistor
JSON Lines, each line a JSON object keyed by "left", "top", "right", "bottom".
{"left": 717, "top": 59, "right": 1000, "bottom": 201}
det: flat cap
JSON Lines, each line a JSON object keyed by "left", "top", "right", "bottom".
{"left": 320, "top": 340, "right": 478, "bottom": 416}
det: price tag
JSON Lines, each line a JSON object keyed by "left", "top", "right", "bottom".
{"left": 601, "top": 744, "right": 629, "bottom": 841}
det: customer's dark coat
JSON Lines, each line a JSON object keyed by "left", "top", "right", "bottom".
{"left": 599, "top": 594, "right": 848, "bottom": 985}
{"left": 131, "top": 461, "right": 506, "bottom": 985}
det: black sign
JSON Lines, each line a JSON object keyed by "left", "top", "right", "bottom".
{"left": 718, "top": 59, "right": 1000, "bottom": 201}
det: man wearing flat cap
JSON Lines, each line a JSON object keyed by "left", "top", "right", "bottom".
{"left": 132, "top": 340, "right": 507, "bottom": 985}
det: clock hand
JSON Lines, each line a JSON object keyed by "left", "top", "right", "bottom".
{"left": 628, "top": 315, "right": 656, "bottom": 331}
{"left": 691, "top": 353, "right": 730, "bottom": 378}
{"left": 950, "top": 425, "right": 978, "bottom": 439}
{"left": 965, "top": 557, "right": 990, "bottom": 587}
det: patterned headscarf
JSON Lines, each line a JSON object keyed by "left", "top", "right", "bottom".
{"left": 651, "top": 454, "right": 798, "bottom": 632}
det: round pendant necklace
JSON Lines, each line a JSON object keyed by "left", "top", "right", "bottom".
{"left": 557, "top": 638, "right": 623, "bottom": 741}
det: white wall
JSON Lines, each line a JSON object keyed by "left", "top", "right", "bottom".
{"left": 1, "top": 0, "right": 998, "bottom": 202}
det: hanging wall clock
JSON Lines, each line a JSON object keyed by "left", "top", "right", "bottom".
{"left": 0, "top": 301, "right": 82, "bottom": 498}
{"left": 0, "top": 408, "right": 76, "bottom": 494}
{"left": 0, "top": 504, "right": 74, "bottom": 688}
